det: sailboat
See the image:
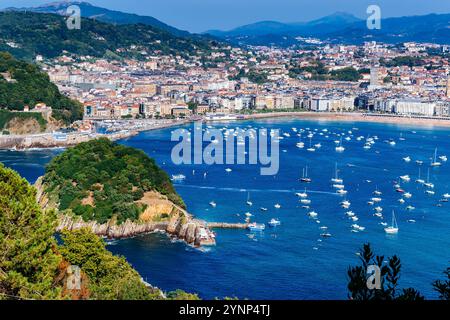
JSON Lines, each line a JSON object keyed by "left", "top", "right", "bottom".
{"left": 331, "top": 163, "right": 343, "bottom": 184}
{"left": 246, "top": 192, "right": 253, "bottom": 206}
{"left": 384, "top": 211, "right": 399, "bottom": 234}
{"left": 307, "top": 137, "right": 316, "bottom": 152}
{"left": 300, "top": 167, "right": 312, "bottom": 183}
{"left": 415, "top": 168, "right": 425, "bottom": 184}
{"left": 424, "top": 168, "right": 435, "bottom": 189}
{"left": 431, "top": 148, "right": 441, "bottom": 167}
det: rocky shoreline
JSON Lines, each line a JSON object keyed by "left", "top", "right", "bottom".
{"left": 35, "top": 177, "right": 216, "bottom": 247}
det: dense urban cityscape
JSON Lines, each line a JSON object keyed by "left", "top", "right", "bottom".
{"left": 0, "top": 0, "right": 449, "bottom": 308}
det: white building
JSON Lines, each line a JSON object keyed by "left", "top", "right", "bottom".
{"left": 394, "top": 100, "right": 436, "bottom": 116}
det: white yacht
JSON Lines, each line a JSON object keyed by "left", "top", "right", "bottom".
{"left": 431, "top": 148, "right": 442, "bottom": 167}
{"left": 385, "top": 211, "right": 399, "bottom": 234}
{"left": 331, "top": 163, "right": 344, "bottom": 184}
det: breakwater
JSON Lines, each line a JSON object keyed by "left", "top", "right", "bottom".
{"left": 0, "top": 130, "right": 136, "bottom": 150}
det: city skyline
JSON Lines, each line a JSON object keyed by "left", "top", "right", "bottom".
{"left": 0, "top": 0, "right": 449, "bottom": 33}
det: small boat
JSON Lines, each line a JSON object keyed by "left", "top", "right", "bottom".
{"left": 351, "top": 216, "right": 359, "bottom": 222}
{"left": 308, "top": 211, "right": 318, "bottom": 218}
{"left": 374, "top": 206, "right": 383, "bottom": 213}
{"left": 300, "top": 167, "right": 312, "bottom": 183}
{"left": 335, "top": 138, "right": 345, "bottom": 152}
{"left": 403, "top": 156, "right": 411, "bottom": 163}
{"left": 416, "top": 168, "right": 425, "bottom": 184}
{"left": 406, "top": 205, "right": 415, "bottom": 211}
{"left": 373, "top": 187, "right": 382, "bottom": 196}
{"left": 246, "top": 192, "right": 253, "bottom": 206}
{"left": 341, "top": 200, "right": 351, "bottom": 209}
{"left": 407, "top": 220, "right": 416, "bottom": 223}
{"left": 268, "top": 219, "right": 281, "bottom": 227}
{"left": 374, "top": 212, "right": 383, "bottom": 218}
{"left": 439, "top": 155, "right": 448, "bottom": 162}
{"left": 247, "top": 223, "right": 265, "bottom": 231}
{"left": 331, "top": 163, "right": 344, "bottom": 184}
{"left": 371, "top": 197, "right": 382, "bottom": 203}
{"left": 225, "top": 168, "right": 232, "bottom": 172}
{"left": 245, "top": 212, "right": 253, "bottom": 217}
{"left": 274, "top": 204, "right": 281, "bottom": 209}
{"left": 398, "top": 198, "right": 406, "bottom": 204}
{"left": 396, "top": 188, "right": 405, "bottom": 194}
{"left": 389, "top": 140, "right": 396, "bottom": 146}
{"left": 399, "top": 175, "right": 411, "bottom": 182}
{"left": 443, "top": 193, "right": 450, "bottom": 199}
{"left": 300, "top": 199, "right": 311, "bottom": 205}
{"left": 384, "top": 211, "right": 399, "bottom": 234}
{"left": 426, "top": 190, "right": 435, "bottom": 195}
{"left": 171, "top": 174, "right": 186, "bottom": 181}
{"left": 403, "top": 192, "right": 412, "bottom": 199}
{"left": 380, "top": 222, "right": 388, "bottom": 226}
{"left": 337, "top": 189, "right": 348, "bottom": 195}
{"left": 209, "top": 201, "right": 217, "bottom": 207}
{"left": 416, "top": 160, "right": 424, "bottom": 165}
{"left": 296, "top": 189, "right": 308, "bottom": 198}
{"left": 346, "top": 211, "right": 356, "bottom": 217}
{"left": 352, "top": 224, "right": 365, "bottom": 232}
{"left": 260, "top": 207, "right": 268, "bottom": 212}
{"left": 431, "top": 148, "right": 442, "bottom": 167}
{"left": 320, "top": 233, "right": 332, "bottom": 238}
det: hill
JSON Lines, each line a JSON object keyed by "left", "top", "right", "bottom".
{"left": 0, "top": 11, "right": 219, "bottom": 60}
{"left": 4, "top": 1, "right": 190, "bottom": 37}
{"left": 207, "top": 12, "right": 450, "bottom": 46}
{"left": 42, "top": 138, "right": 185, "bottom": 225}
{"left": 0, "top": 52, "right": 82, "bottom": 124}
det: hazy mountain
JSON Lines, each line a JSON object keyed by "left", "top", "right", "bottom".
{"left": 206, "top": 12, "right": 362, "bottom": 37}
{"left": 3, "top": 1, "right": 190, "bottom": 37}
{"left": 206, "top": 12, "right": 450, "bottom": 46}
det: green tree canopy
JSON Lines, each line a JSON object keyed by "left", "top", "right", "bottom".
{"left": 0, "top": 164, "right": 61, "bottom": 300}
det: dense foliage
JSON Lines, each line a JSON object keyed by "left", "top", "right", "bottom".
{"left": 289, "top": 61, "right": 362, "bottom": 82}
{"left": 380, "top": 56, "right": 425, "bottom": 68}
{"left": 0, "top": 52, "right": 82, "bottom": 123}
{"left": 0, "top": 164, "right": 62, "bottom": 300}
{"left": 0, "top": 165, "right": 196, "bottom": 300}
{"left": 0, "top": 12, "right": 217, "bottom": 61}
{"left": 59, "top": 229, "right": 161, "bottom": 300}
{"left": 347, "top": 243, "right": 450, "bottom": 301}
{"left": 43, "top": 138, "right": 185, "bottom": 224}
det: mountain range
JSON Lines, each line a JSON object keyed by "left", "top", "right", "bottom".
{"left": 206, "top": 12, "right": 450, "bottom": 46}
{"left": 3, "top": 1, "right": 190, "bottom": 37}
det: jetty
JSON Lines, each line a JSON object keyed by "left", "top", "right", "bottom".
{"left": 207, "top": 222, "right": 249, "bottom": 229}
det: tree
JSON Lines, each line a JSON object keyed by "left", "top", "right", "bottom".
{"left": 347, "top": 243, "right": 424, "bottom": 301}
{"left": 0, "top": 164, "right": 62, "bottom": 300}
{"left": 433, "top": 268, "right": 450, "bottom": 300}
{"left": 58, "top": 228, "right": 162, "bottom": 300}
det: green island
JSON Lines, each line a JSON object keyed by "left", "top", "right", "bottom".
{"left": 0, "top": 52, "right": 82, "bottom": 125}
{"left": 0, "top": 153, "right": 198, "bottom": 300}
{"left": 42, "top": 138, "right": 185, "bottom": 225}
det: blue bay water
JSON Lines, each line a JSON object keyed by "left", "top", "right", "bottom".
{"left": 1, "top": 118, "right": 449, "bottom": 299}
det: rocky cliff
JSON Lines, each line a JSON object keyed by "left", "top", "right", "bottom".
{"left": 35, "top": 177, "right": 216, "bottom": 247}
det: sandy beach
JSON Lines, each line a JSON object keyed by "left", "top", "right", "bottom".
{"left": 242, "top": 112, "right": 450, "bottom": 129}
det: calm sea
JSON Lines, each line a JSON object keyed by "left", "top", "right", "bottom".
{"left": 1, "top": 118, "right": 449, "bottom": 299}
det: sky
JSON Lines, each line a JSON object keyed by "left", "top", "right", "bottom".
{"left": 0, "top": 0, "right": 449, "bottom": 33}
